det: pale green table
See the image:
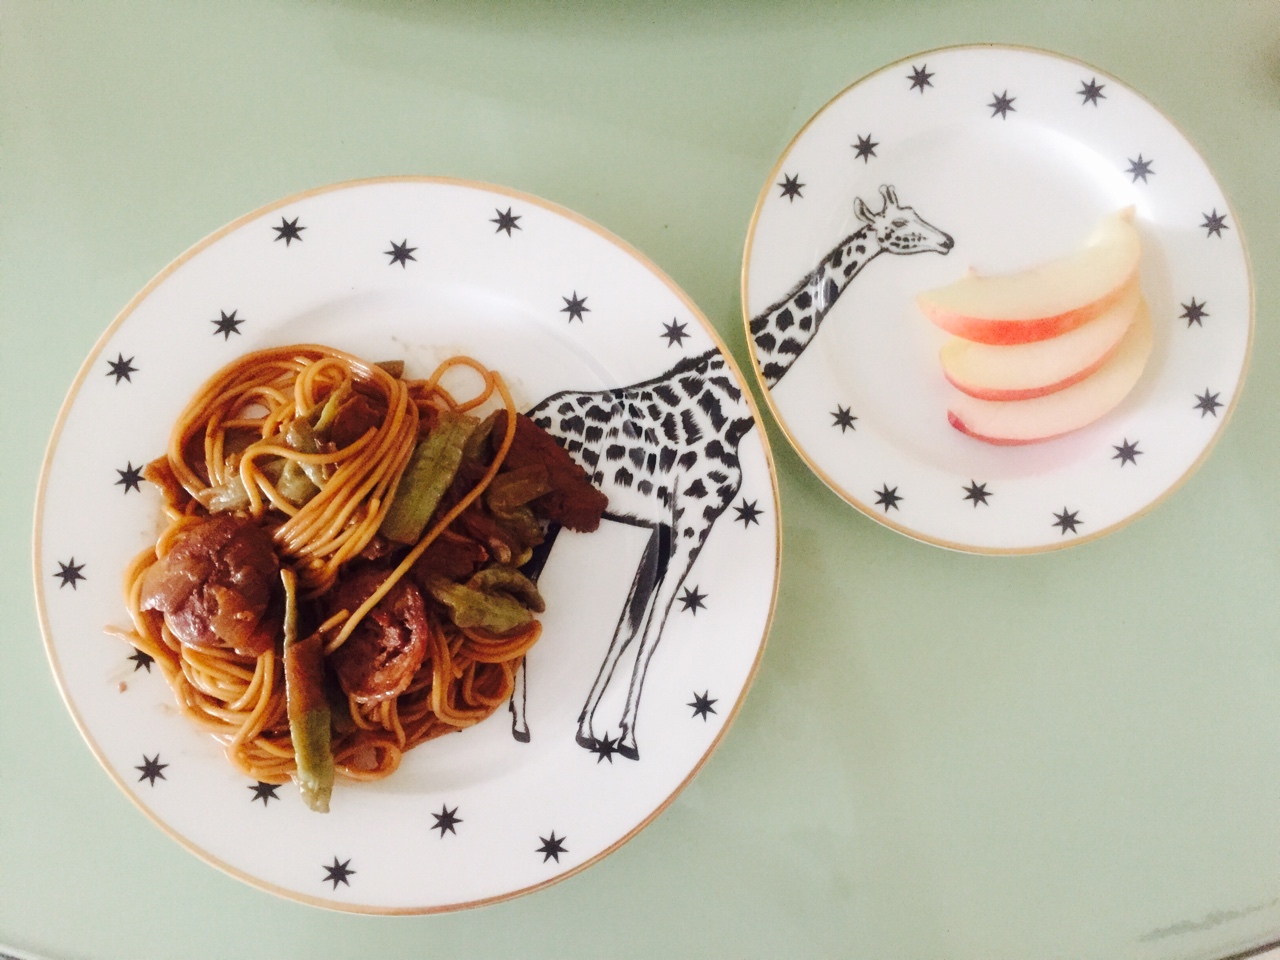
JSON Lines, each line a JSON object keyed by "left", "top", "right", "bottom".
{"left": 3, "top": 2, "right": 1278, "bottom": 958}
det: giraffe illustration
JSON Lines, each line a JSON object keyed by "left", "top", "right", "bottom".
{"left": 750, "top": 184, "right": 953, "bottom": 388}
{"left": 510, "top": 348, "right": 755, "bottom": 760}
{"left": 505, "top": 185, "right": 949, "bottom": 759}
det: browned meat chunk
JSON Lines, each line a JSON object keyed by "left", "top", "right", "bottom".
{"left": 329, "top": 567, "right": 430, "bottom": 705}
{"left": 411, "top": 529, "right": 488, "bottom": 583}
{"left": 493, "top": 413, "right": 607, "bottom": 532}
{"left": 142, "top": 456, "right": 193, "bottom": 512}
{"left": 139, "top": 515, "right": 279, "bottom": 656}
{"left": 327, "top": 392, "right": 387, "bottom": 449}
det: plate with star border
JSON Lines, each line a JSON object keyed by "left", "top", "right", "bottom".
{"left": 34, "top": 176, "right": 780, "bottom": 912}
{"left": 741, "top": 44, "right": 1252, "bottom": 553}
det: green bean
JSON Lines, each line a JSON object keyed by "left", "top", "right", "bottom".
{"left": 379, "top": 411, "right": 477, "bottom": 544}
{"left": 281, "top": 569, "right": 334, "bottom": 813}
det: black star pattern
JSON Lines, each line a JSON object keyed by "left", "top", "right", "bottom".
{"left": 733, "top": 498, "right": 762, "bottom": 527}
{"left": 249, "top": 781, "right": 280, "bottom": 806}
{"left": 1180, "top": 297, "right": 1208, "bottom": 327}
{"left": 1201, "top": 209, "right": 1229, "bottom": 237}
{"left": 907, "top": 64, "right": 934, "bottom": 93}
{"left": 1078, "top": 78, "right": 1106, "bottom": 106}
{"left": 988, "top": 90, "right": 1016, "bottom": 119}
{"left": 688, "top": 691, "right": 717, "bottom": 720}
{"left": 1112, "top": 438, "right": 1142, "bottom": 466}
{"left": 962, "top": 481, "right": 992, "bottom": 507}
{"left": 831, "top": 405, "right": 857, "bottom": 433}
{"left": 1194, "top": 389, "right": 1222, "bottom": 417}
{"left": 1052, "top": 508, "right": 1082, "bottom": 535}
{"left": 323, "top": 857, "right": 355, "bottom": 889}
{"left": 661, "top": 319, "right": 689, "bottom": 348}
{"left": 54, "top": 558, "right": 86, "bottom": 589}
{"left": 272, "top": 216, "right": 305, "bottom": 246}
{"left": 128, "top": 648, "right": 154, "bottom": 672}
{"left": 560, "top": 292, "right": 589, "bottom": 323}
{"left": 432, "top": 804, "right": 462, "bottom": 836}
{"left": 852, "top": 133, "right": 878, "bottom": 163}
{"left": 874, "top": 484, "right": 902, "bottom": 512}
{"left": 1126, "top": 154, "right": 1155, "bottom": 183}
{"left": 491, "top": 207, "right": 522, "bottom": 236}
{"left": 777, "top": 173, "right": 804, "bottom": 201}
{"left": 536, "top": 832, "right": 568, "bottom": 863}
{"left": 211, "top": 309, "right": 244, "bottom": 340}
{"left": 115, "top": 462, "right": 144, "bottom": 493}
{"left": 136, "top": 754, "right": 167, "bottom": 786}
{"left": 106, "top": 353, "right": 137, "bottom": 384}
{"left": 385, "top": 239, "right": 418, "bottom": 267}
{"left": 591, "top": 734, "right": 619, "bottom": 764}
{"left": 678, "top": 585, "right": 707, "bottom": 615}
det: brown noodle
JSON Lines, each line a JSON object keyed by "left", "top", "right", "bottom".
{"left": 111, "top": 345, "right": 536, "bottom": 785}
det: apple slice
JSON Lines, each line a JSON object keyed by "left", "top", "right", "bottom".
{"left": 918, "top": 209, "right": 1141, "bottom": 345}
{"left": 940, "top": 278, "right": 1141, "bottom": 401}
{"left": 947, "top": 297, "right": 1153, "bottom": 445}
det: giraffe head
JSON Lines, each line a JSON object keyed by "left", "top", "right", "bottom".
{"left": 853, "top": 185, "right": 953, "bottom": 256}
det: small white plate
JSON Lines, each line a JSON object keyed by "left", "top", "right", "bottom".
{"left": 35, "top": 177, "right": 780, "bottom": 912}
{"left": 742, "top": 45, "right": 1252, "bottom": 553}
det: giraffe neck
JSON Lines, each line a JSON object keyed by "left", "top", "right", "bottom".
{"left": 750, "top": 224, "right": 884, "bottom": 388}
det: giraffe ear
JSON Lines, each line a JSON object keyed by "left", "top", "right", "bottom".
{"left": 880, "top": 184, "right": 899, "bottom": 208}
{"left": 853, "top": 197, "right": 875, "bottom": 223}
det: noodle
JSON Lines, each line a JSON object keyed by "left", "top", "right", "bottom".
{"left": 109, "top": 345, "right": 548, "bottom": 795}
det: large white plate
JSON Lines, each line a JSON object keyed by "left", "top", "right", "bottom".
{"left": 742, "top": 45, "right": 1252, "bottom": 553}
{"left": 34, "top": 177, "right": 780, "bottom": 912}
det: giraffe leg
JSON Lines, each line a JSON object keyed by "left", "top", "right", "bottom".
{"left": 508, "top": 522, "right": 563, "bottom": 743}
{"left": 575, "top": 522, "right": 670, "bottom": 750}
{"left": 617, "top": 466, "right": 745, "bottom": 762}
{"left": 508, "top": 658, "right": 530, "bottom": 742}
{"left": 612, "top": 534, "right": 700, "bottom": 761}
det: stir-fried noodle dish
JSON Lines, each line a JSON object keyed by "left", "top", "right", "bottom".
{"left": 112, "top": 345, "right": 606, "bottom": 811}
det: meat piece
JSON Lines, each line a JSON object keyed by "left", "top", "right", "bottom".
{"left": 493, "top": 413, "right": 608, "bottom": 532}
{"left": 456, "top": 504, "right": 526, "bottom": 565}
{"left": 327, "top": 393, "right": 387, "bottom": 449}
{"left": 142, "top": 456, "right": 193, "bottom": 512}
{"left": 329, "top": 567, "right": 430, "bottom": 705}
{"left": 411, "top": 529, "right": 488, "bottom": 583}
{"left": 357, "top": 533, "right": 397, "bottom": 562}
{"left": 139, "top": 516, "right": 279, "bottom": 656}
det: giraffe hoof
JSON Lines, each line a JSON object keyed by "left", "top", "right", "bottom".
{"left": 575, "top": 730, "right": 597, "bottom": 750}
{"left": 511, "top": 725, "right": 530, "bottom": 744}
{"left": 617, "top": 743, "right": 639, "bottom": 761}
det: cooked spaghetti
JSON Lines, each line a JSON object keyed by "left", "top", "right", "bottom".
{"left": 111, "top": 344, "right": 606, "bottom": 810}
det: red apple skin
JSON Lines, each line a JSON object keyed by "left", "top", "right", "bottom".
{"left": 921, "top": 273, "right": 1137, "bottom": 345}
{"left": 946, "top": 299, "right": 1153, "bottom": 446}
{"left": 917, "top": 208, "right": 1141, "bottom": 345}
{"left": 940, "top": 279, "right": 1140, "bottom": 400}
{"left": 943, "top": 344, "right": 1118, "bottom": 401}
{"left": 947, "top": 409, "right": 1069, "bottom": 445}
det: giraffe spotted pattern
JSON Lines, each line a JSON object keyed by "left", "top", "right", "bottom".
{"left": 750, "top": 185, "right": 953, "bottom": 388}
{"left": 517, "top": 348, "right": 756, "bottom": 758}
{"left": 528, "top": 349, "right": 753, "bottom": 545}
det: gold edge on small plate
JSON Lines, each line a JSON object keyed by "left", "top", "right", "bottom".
{"left": 738, "top": 42, "right": 1255, "bottom": 557}
{"left": 32, "top": 174, "right": 785, "bottom": 914}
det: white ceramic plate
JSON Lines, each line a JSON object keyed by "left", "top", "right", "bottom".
{"left": 34, "top": 177, "right": 780, "bottom": 912}
{"left": 742, "top": 45, "right": 1252, "bottom": 553}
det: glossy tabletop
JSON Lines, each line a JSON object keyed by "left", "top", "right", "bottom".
{"left": 3, "top": 2, "right": 1278, "bottom": 958}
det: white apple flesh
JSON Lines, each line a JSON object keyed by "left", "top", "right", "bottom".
{"left": 918, "top": 209, "right": 1141, "bottom": 345}
{"left": 947, "top": 297, "right": 1153, "bottom": 445}
{"left": 939, "top": 278, "right": 1141, "bottom": 401}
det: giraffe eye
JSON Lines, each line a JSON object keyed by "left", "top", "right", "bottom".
{"left": 892, "top": 218, "right": 908, "bottom": 228}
